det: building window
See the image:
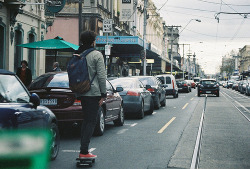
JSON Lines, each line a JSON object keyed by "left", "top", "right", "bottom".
{"left": 14, "top": 24, "right": 23, "bottom": 72}
{"left": 28, "top": 33, "right": 36, "bottom": 76}
{"left": 0, "top": 19, "right": 6, "bottom": 69}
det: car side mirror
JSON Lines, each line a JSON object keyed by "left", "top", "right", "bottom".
{"left": 115, "top": 87, "right": 123, "bottom": 92}
{"left": 30, "top": 93, "right": 40, "bottom": 109}
{"left": 145, "top": 85, "right": 152, "bottom": 90}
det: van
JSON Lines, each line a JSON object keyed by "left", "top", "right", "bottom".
{"left": 193, "top": 77, "right": 201, "bottom": 86}
{"left": 155, "top": 74, "right": 178, "bottom": 98}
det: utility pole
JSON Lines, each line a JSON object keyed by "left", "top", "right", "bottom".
{"left": 167, "top": 26, "right": 181, "bottom": 75}
{"left": 143, "top": 0, "right": 147, "bottom": 75}
{"left": 78, "top": 0, "right": 82, "bottom": 45}
{"left": 187, "top": 45, "right": 192, "bottom": 80}
{"left": 179, "top": 43, "right": 190, "bottom": 80}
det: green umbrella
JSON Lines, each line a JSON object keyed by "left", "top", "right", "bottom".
{"left": 18, "top": 36, "right": 79, "bottom": 61}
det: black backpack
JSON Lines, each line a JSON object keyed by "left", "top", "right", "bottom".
{"left": 67, "top": 48, "right": 96, "bottom": 94}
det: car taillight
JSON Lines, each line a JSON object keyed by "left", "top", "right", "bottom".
{"left": 147, "top": 88, "right": 155, "bottom": 92}
{"left": 172, "top": 80, "right": 175, "bottom": 89}
{"left": 127, "top": 91, "right": 141, "bottom": 96}
{"left": 73, "top": 99, "right": 81, "bottom": 106}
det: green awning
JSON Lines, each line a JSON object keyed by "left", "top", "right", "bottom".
{"left": 18, "top": 36, "right": 79, "bottom": 50}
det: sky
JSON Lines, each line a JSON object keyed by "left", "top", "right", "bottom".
{"left": 152, "top": 0, "right": 250, "bottom": 74}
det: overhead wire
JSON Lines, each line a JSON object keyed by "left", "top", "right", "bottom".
{"left": 197, "top": 0, "right": 250, "bottom": 7}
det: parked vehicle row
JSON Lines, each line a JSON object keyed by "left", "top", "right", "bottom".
{"left": 223, "top": 79, "right": 250, "bottom": 96}
{"left": 0, "top": 69, "right": 198, "bottom": 162}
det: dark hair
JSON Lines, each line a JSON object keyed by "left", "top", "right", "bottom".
{"left": 80, "top": 31, "right": 97, "bottom": 46}
{"left": 21, "top": 60, "right": 28, "bottom": 66}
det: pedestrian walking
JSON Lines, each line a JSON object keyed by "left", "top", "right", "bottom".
{"left": 75, "top": 31, "right": 106, "bottom": 159}
{"left": 52, "top": 62, "right": 61, "bottom": 71}
{"left": 16, "top": 60, "right": 32, "bottom": 87}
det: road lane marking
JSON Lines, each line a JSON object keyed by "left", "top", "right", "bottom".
{"left": 190, "top": 98, "right": 194, "bottom": 100}
{"left": 153, "top": 112, "right": 157, "bottom": 115}
{"left": 158, "top": 117, "right": 176, "bottom": 134}
{"left": 117, "top": 129, "right": 128, "bottom": 134}
{"left": 182, "top": 103, "right": 189, "bottom": 109}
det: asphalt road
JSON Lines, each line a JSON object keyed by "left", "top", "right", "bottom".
{"left": 49, "top": 87, "right": 250, "bottom": 169}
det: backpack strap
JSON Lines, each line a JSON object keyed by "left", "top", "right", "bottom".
{"left": 80, "top": 48, "right": 96, "bottom": 85}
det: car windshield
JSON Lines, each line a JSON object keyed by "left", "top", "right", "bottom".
{"left": 176, "top": 81, "right": 185, "bottom": 84}
{"left": 201, "top": 80, "right": 216, "bottom": 85}
{"left": 110, "top": 79, "right": 134, "bottom": 88}
{"left": 30, "top": 72, "right": 69, "bottom": 89}
{"left": 0, "top": 75, "right": 29, "bottom": 103}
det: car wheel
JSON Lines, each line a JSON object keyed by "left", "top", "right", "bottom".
{"left": 50, "top": 123, "right": 60, "bottom": 161}
{"left": 160, "top": 96, "right": 166, "bottom": 107}
{"left": 137, "top": 101, "right": 144, "bottom": 119}
{"left": 114, "top": 104, "right": 124, "bottom": 126}
{"left": 216, "top": 92, "right": 219, "bottom": 97}
{"left": 147, "top": 98, "right": 154, "bottom": 115}
{"left": 198, "top": 91, "right": 200, "bottom": 97}
{"left": 154, "top": 96, "right": 160, "bottom": 110}
{"left": 93, "top": 107, "right": 105, "bottom": 136}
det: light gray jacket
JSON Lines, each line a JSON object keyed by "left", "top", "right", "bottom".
{"left": 75, "top": 50, "right": 106, "bottom": 98}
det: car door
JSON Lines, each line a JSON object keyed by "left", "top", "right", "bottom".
{"left": 155, "top": 78, "right": 165, "bottom": 102}
{"left": 137, "top": 80, "right": 151, "bottom": 110}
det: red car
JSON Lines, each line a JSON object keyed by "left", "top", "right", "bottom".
{"left": 29, "top": 72, "right": 124, "bottom": 136}
{"left": 187, "top": 80, "right": 196, "bottom": 89}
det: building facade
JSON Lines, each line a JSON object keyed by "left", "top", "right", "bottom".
{"left": 239, "top": 45, "right": 250, "bottom": 76}
{"left": 0, "top": 0, "right": 47, "bottom": 77}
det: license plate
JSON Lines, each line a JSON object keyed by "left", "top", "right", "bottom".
{"left": 178, "top": 88, "right": 182, "bottom": 90}
{"left": 40, "top": 99, "right": 57, "bottom": 105}
{"left": 206, "top": 91, "right": 211, "bottom": 94}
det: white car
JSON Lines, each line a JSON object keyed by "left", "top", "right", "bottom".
{"left": 156, "top": 74, "right": 178, "bottom": 98}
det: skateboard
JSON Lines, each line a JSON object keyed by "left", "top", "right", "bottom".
{"left": 76, "top": 157, "right": 96, "bottom": 167}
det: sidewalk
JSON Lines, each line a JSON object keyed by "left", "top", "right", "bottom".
{"left": 167, "top": 96, "right": 250, "bottom": 169}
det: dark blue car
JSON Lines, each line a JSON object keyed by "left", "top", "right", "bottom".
{"left": 0, "top": 69, "right": 60, "bottom": 160}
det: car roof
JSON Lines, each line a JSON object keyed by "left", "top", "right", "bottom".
{"left": 201, "top": 79, "right": 216, "bottom": 81}
{"left": 155, "top": 74, "right": 174, "bottom": 77}
{"left": 0, "top": 69, "right": 15, "bottom": 75}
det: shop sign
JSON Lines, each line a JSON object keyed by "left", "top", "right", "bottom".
{"left": 46, "top": 0, "right": 66, "bottom": 13}
{"left": 96, "top": 36, "right": 142, "bottom": 45}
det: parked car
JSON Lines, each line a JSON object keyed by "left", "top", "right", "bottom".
{"left": 240, "top": 80, "right": 248, "bottom": 94}
{"left": 133, "top": 76, "right": 166, "bottom": 109}
{"left": 110, "top": 77, "right": 154, "bottom": 119}
{"left": 176, "top": 80, "right": 191, "bottom": 93}
{"left": 155, "top": 74, "right": 178, "bottom": 98}
{"left": 187, "top": 80, "right": 196, "bottom": 89}
{"left": 0, "top": 69, "right": 60, "bottom": 160}
{"left": 29, "top": 72, "right": 124, "bottom": 136}
{"left": 197, "top": 79, "right": 220, "bottom": 97}
{"left": 245, "top": 81, "right": 250, "bottom": 96}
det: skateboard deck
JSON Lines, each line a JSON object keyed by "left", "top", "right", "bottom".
{"left": 76, "top": 157, "right": 95, "bottom": 167}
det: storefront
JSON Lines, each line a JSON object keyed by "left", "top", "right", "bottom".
{"left": 96, "top": 35, "right": 162, "bottom": 77}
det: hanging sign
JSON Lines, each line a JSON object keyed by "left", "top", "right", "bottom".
{"left": 119, "top": 0, "right": 134, "bottom": 22}
{"left": 46, "top": 0, "right": 66, "bottom": 13}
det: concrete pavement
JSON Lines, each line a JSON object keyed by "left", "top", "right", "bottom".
{"left": 167, "top": 94, "right": 250, "bottom": 169}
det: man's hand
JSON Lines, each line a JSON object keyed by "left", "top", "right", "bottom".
{"left": 99, "top": 97, "right": 105, "bottom": 106}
